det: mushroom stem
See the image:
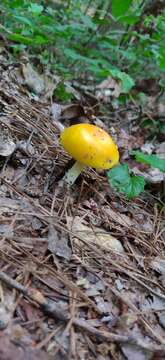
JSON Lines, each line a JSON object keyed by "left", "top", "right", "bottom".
{"left": 63, "top": 161, "right": 85, "bottom": 185}
{"left": 54, "top": 121, "right": 65, "bottom": 133}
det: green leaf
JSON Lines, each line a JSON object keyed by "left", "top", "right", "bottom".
{"left": 107, "top": 164, "right": 145, "bottom": 199}
{"left": 108, "top": 163, "right": 130, "bottom": 185}
{"left": 110, "top": 69, "right": 135, "bottom": 92}
{"left": 80, "top": 14, "right": 96, "bottom": 30}
{"left": 118, "top": 15, "right": 139, "bottom": 25}
{"left": 158, "top": 45, "right": 165, "bottom": 70}
{"left": 132, "top": 151, "right": 165, "bottom": 173}
{"left": 119, "top": 72, "right": 135, "bottom": 92}
{"left": 54, "top": 83, "right": 73, "bottom": 102}
{"left": 7, "top": 33, "right": 34, "bottom": 45}
{"left": 7, "top": 33, "right": 48, "bottom": 46}
{"left": 10, "top": 0, "right": 24, "bottom": 8}
{"left": 159, "top": 123, "right": 165, "bottom": 134}
{"left": 64, "top": 48, "right": 81, "bottom": 61}
{"left": 124, "top": 176, "right": 145, "bottom": 199}
{"left": 112, "top": 0, "right": 132, "bottom": 18}
{"left": 33, "top": 35, "right": 49, "bottom": 45}
{"left": 14, "top": 15, "right": 33, "bottom": 27}
{"left": 28, "top": 3, "right": 43, "bottom": 16}
{"left": 159, "top": 78, "right": 165, "bottom": 89}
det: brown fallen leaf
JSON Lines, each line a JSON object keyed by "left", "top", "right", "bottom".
{"left": 0, "top": 289, "right": 15, "bottom": 330}
{"left": 67, "top": 216, "right": 124, "bottom": 253}
{"left": 48, "top": 225, "right": 72, "bottom": 260}
{"left": 43, "top": 74, "right": 60, "bottom": 99}
{"left": 121, "top": 343, "right": 153, "bottom": 360}
{"left": 21, "top": 63, "right": 45, "bottom": 95}
{"left": 104, "top": 207, "right": 134, "bottom": 228}
{"left": 133, "top": 167, "right": 165, "bottom": 183}
{"left": 0, "top": 224, "right": 13, "bottom": 237}
{"left": 158, "top": 312, "right": 165, "bottom": 330}
{"left": 141, "top": 142, "right": 155, "bottom": 154}
{"left": 0, "top": 333, "right": 52, "bottom": 360}
{"left": 156, "top": 142, "right": 165, "bottom": 159}
{"left": 96, "top": 76, "right": 121, "bottom": 100}
{"left": 21, "top": 62, "right": 60, "bottom": 98}
{"left": 60, "top": 103, "right": 85, "bottom": 120}
{"left": 0, "top": 123, "right": 16, "bottom": 156}
{"left": 51, "top": 103, "right": 62, "bottom": 122}
{"left": 51, "top": 102, "right": 87, "bottom": 130}
{"left": 0, "top": 198, "right": 21, "bottom": 214}
{"left": 150, "top": 257, "right": 165, "bottom": 275}
{"left": 7, "top": 324, "right": 35, "bottom": 347}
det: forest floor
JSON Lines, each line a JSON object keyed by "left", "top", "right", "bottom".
{"left": 0, "top": 50, "right": 165, "bottom": 360}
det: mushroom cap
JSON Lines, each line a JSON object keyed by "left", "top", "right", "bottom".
{"left": 60, "top": 124, "right": 119, "bottom": 169}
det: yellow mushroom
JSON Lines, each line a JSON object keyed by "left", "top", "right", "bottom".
{"left": 60, "top": 123, "right": 119, "bottom": 185}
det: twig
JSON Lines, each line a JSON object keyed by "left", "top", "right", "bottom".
{"left": 0, "top": 271, "right": 67, "bottom": 322}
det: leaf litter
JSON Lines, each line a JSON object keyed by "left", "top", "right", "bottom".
{"left": 0, "top": 55, "right": 164, "bottom": 360}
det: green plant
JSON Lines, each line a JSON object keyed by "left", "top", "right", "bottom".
{"left": 0, "top": 0, "right": 164, "bottom": 87}
{"left": 107, "top": 153, "right": 165, "bottom": 199}
{"left": 107, "top": 163, "right": 145, "bottom": 199}
{"left": 132, "top": 151, "right": 165, "bottom": 172}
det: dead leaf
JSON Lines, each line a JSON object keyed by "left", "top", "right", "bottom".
{"left": 0, "top": 198, "right": 20, "bottom": 214}
{"left": 97, "top": 342, "right": 112, "bottom": 357}
{"left": 0, "top": 224, "right": 13, "bottom": 237}
{"left": 51, "top": 103, "right": 62, "bottom": 122}
{"left": 0, "top": 333, "right": 51, "bottom": 360}
{"left": 158, "top": 312, "right": 165, "bottom": 329}
{"left": 7, "top": 324, "right": 34, "bottom": 347}
{"left": 22, "top": 63, "right": 45, "bottom": 95}
{"left": 60, "top": 104, "right": 85, "bottom": 120}
{"left": 21, "top": 63, "right": 59, "bottom": 98}
{"left": 141, "top": 142, "right": 155, "bottom": 154}
{"left": 95, "top": 296, "right": 113, "bottom": 314}
{"left": 132, "top": 167, "right": 165, "bottom": 183}
{"left": 133, "top": 213, "right": 153, "bottom": 233}
{"left": 0, "top": 123, "right": 16, "bottom": 156}
{"left": 86, "top": 280, "right": 105, "bottom": 296}
{"left": 77, "top": 278, "right": 105, "bottom": 297}
{"left": 115, "top": 278, "right": 125, "bottom": 291}
{"left": 121, "top": 343, "right": 153, "bottom": 360}
{"left": 118, "top": 129, "right": 144, "bottom": 153}
{"left": 156, "top": 142, "right": 165, "bottom": 159}
{"left": 67, "top": 216, "right": 124, "bottom": 253}
{"left": 31, "top": 217, "right": 43, "bottom": 230}
{"left": 0, "top": 290, "right": 15, "bottom": 329}
{"left": 64, "top": 82, "right": 81, "bottom": 100}
{"left": 141, "top": 295, "right": 165, "bottom": 311}
{"left": 48, "top": 225, "right": 72, "bottom": 260}
{"left": 17, "top": 140, "right": 35, "bottom": 156}
{"left": 96, "top": 76, "right": 121, "bottom": 100}
{"left": 104, "top": 207, "right": 134, "bottom": 228}
{"left": 50, "top": 103, "right": 65, "bottom": 132}
{"left": 43, "top": 74, "right": 60, "bottom": 99}
{"left": 150, "top": 257, "right": 165, "bottom": 275}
